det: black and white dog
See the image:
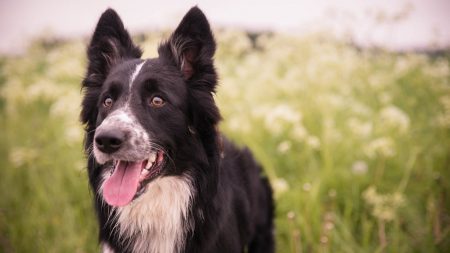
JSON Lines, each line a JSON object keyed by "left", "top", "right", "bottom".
{"left": 81, "top": 7, "right": 274, "bottom": 253}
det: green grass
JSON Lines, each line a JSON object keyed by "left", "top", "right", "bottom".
{"left": 0, "top": 31, "right": 449, "bottom": 252}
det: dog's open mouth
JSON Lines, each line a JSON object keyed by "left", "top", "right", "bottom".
{"left": 102, "top": 151, "right": 165, "bottom": 207}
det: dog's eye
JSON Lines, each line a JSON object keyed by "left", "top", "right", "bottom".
{"left": 149, "top": 96, "right": 165, "bottom": 108}
{"left": 103, "top": 97, "right": 113, "bottom": 108}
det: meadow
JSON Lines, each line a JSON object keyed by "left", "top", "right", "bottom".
{"left": 0, "top": 30, "right": 449, "bottom": 252}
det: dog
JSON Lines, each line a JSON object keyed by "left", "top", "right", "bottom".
{"left": 80, "top": 7, "right": 274, "bottom": 253}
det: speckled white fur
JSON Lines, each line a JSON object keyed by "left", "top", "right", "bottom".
{"left": 93, "top": 108, "right": 151, "bottom": 164}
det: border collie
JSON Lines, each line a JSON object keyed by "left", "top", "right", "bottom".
{"left": 80, "top": 7, "right": 274, "bottom": 253}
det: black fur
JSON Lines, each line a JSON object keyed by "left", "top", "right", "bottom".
{"left": 81, "top": 7, "right": 274, "bottom": 253}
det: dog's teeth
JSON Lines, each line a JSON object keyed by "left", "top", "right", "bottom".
{"left": 145, "top": 161, "right": 153, "bottom": 170}
{"left": 148, "top": 153, "right": 157, "bottom": 163}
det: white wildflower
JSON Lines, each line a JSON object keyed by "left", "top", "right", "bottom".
{"left": 26, "top": 79, "right": 62, "bottom": 102}
{"left": 363, "top": 186, "right": 405, "bottom": 222}
{"left": 263, "top": 104, "right": 302, "bottom": 135}
{"left": 347, "top": 117, "right": 373, "bottom": 138}
{"left": 324, "top": 221, "right": 334, "bottom": 231}
{"left": 306, "top": 136, "right": 321, "bottom": 150}
{"left": 379, "top": 105, "right": 410, "bottom": 133}
{"left": 394, "top": 57, "right": 412, "bottom": 75}
{"left": 291, "top": 123, "right": 308, "bottom": 141}
{"left": 351, "top": 102, "right": 372, "bottom": 116}
{"left": 217, "top": 29, "right": 252, "bottom": 57}
{"left": 267, "top": 104, "right": 302, "bottom": 123}
{"left": 50, "top": 91, "right": 81, "bottom": 118}
{"left": 351, "top": 160, "right": 368, "bottom": 175}
{"left": 302, "top": 182, "right": 312, "bottom": 192}
{"left": 277, "top": 141, "right": 291, "bottom": 154}
{"left": 9, "top": 147, "right": 38, "bottom": 167}
{"left": 318, "top": 93, "right": 346, "bottom": 108}
{"left": 287, "top": 211, "right": 295, "bottom": 220}
{"left": 65, "top": 125, "right": 82, "bottom": 144}
{"left": 362, "top": 186, "right": 383, "bottom": 206}
{"left": 423, "top": 58, "right": 450, "bottom": 78}
{"left": 379, "top": 93, "right": 392, "bottom": 105}
{"left": 368, "top": 73, "right": 390, "bottom": 90}
{"left": 364, "top": 137, "right": 396, "bottom": 158}
{"left": 227, "top": 116, "right": 250, "bottom": 132}
{"left": 320, "top": 236, "right": 329, "bottom": 244}
{"left": 273, "top": 178, "right": 289, "bottom": 195}
{"left": 46, "top": 57, "right": 84, "bottom": 80}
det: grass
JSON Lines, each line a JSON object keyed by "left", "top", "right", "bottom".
{"left": 0, "top": 31, "right": 449, "bottom": 252}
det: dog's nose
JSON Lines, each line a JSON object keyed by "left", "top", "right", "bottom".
{"left": 95, "top": 129, "right": 125, "bottom": 154}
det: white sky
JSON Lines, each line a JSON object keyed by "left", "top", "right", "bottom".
{"left": 0, "top": 0, "right": 449, "bottom": 54}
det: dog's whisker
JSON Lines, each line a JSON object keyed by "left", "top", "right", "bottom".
{"left": 148, "top": 142, "right": 176, "bottom": 169}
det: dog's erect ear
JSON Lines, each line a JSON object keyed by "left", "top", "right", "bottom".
{"left": 159, "top": 7, "right": 221, "bottom": 196}
{"left": 85, "top": 8, "right": 142, "bottom": 85}
{"left": 158, "top": 6, "right": 216, "bottom": 81}
{"left": 81, "top": 9, "right": 141, "bottom": 138}
{"left": 160, "top": 7, "right": 220, "bottom": 183}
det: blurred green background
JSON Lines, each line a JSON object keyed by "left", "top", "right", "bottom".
{"left": 0, "top": 30, "right": 449, "bottom": 253}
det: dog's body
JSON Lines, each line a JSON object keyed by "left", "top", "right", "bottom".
{"left": 81, "top": 7, "right": 274, "bottom": 253}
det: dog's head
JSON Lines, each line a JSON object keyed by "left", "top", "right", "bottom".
{"left": 81, "top": 7, "right": 220, "bottom": 207}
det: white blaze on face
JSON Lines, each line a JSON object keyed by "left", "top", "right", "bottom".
{"left": 130, "top": 61, "right": 145, "bottom": 86}
{"left": 93, "top": 60, "right": 150, "bottom": 164}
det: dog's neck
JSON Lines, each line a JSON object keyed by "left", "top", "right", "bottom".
{"left": 101, "top": 174, "right": 194, "bottom": 253}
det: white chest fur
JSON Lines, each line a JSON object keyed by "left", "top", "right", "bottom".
{"left": 102, "top": 175, "right": 194, "bottom": 253}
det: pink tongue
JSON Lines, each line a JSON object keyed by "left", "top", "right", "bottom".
{"left": 102, "top": 160, "right": 143, "bottom": 207}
